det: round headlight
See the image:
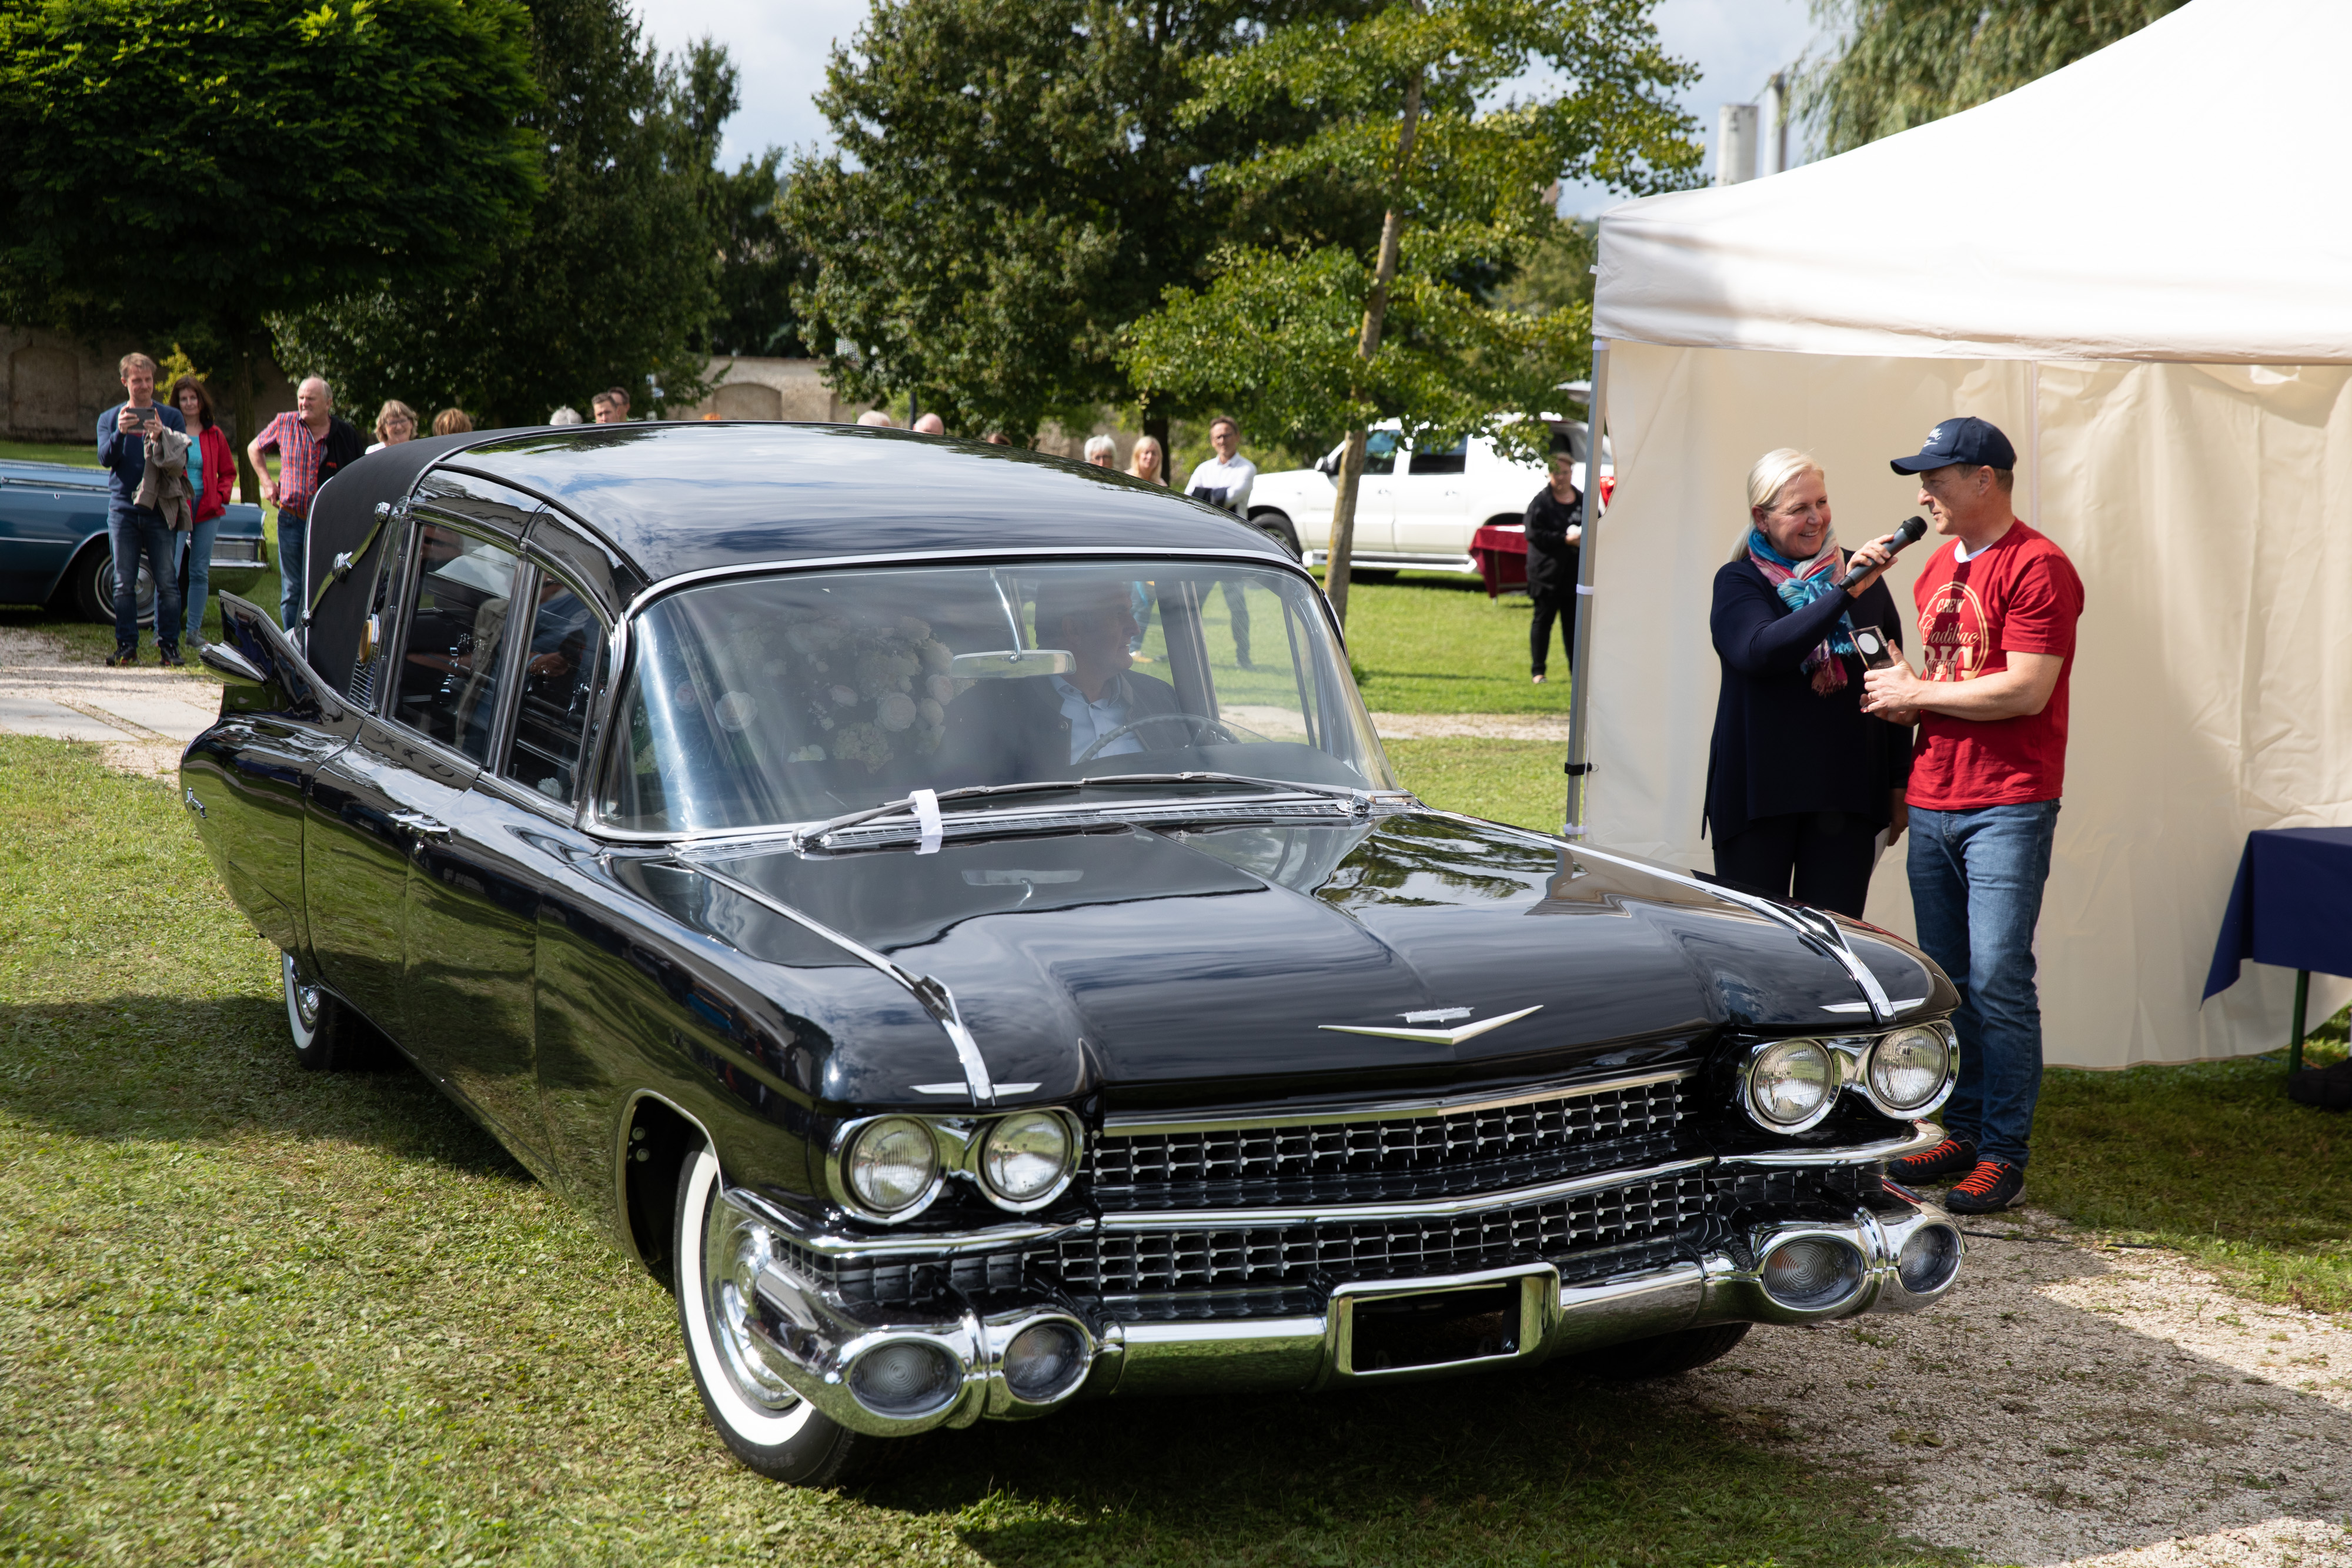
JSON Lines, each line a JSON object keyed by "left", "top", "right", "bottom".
{"left": 1747, "top": 1039, "right": 1835, "bottom": 1127}
{"left": 1868, "top": 1027, "right": 1950, "bottom": 1112}
{"left": 980, "top": 1111, "right": 1075, "bottom": 1205}
{"left": 846, "top": 1117, "right": 939, "bottom": 1214}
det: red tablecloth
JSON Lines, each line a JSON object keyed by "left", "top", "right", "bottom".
{"left": 1472, "top": 478, "right": 1613, "bottom": 598}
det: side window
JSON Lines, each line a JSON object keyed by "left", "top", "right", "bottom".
{"left": 1408, "top": 435, "right": 1468, "bottom": 476}
{"left": 1362, "top": 430, "right": 1399, "bottom": 476}
{"left": 390, "top": 521, "right": 523, "bottom": 764}
{"left": 502, "top": 569, "right": 610, "bottom": 805}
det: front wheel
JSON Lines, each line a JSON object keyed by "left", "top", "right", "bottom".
{"left": 1248, "top": 510, "right": 1302, "bottom": 560}
{"left": 674, "top": 1146, "right": 902, "bottom": 1485}
{"left": 282, "top": 952, "right": 380, "bottom": 1071}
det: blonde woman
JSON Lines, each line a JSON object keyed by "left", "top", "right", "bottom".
{"left": 368, "top": 400, "right": 418, "bottom": 453}
{"left": 1702, "top": 448, "right": 1909, "bottom": 918}
{"left": 1127, "top": 434, "right": 1167, "bottom": 485}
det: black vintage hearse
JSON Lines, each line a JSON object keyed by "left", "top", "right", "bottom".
{"left": 182, "top": 423, "right": 1965, "bottom": 1486}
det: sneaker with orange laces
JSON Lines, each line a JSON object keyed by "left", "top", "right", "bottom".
{"left": 1945, "top": 1158, "right": 2025, "bottom": 1215}
{"left": 1889, "top": 1134, "right": 1976, "bottom": 1184}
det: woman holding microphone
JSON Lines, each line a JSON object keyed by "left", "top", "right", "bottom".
{"left": 1704, "top": 449, "right": 1913, "bottom": 918}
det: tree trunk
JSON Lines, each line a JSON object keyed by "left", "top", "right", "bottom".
{"left": 1325, "top": 426, "right": 1369, "bottom": 624}
{"left": 1322, "top": 50, "right": 1424, "bottom": 627}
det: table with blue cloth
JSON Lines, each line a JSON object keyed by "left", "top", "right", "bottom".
{"left": 2203, "top": 826, "right": 2352, "bottom": 1074}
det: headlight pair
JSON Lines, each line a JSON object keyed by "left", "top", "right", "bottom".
{"left": 1742, "top": 1024, "right": 1953, "bottom": 1131}
{"left": 837, "top": 1109, "right": 1081, "bottom": 1222}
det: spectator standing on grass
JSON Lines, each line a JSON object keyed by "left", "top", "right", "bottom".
{"left": 913, "top": 412, "right": 946, "bottom": 435}
{"left": 433, "top": 408, "right": 473, "bottom": 436}
{"left": 549, "top": 405, "right": 584, "bottom": 425}
{"left": 1703, "top": 449, "right": 1909, "bottom": 921}
{"left": 1523, "top": 442, "right": 1584, "bottom": 685}
{"left": 1866, "top": 418, "right": 2084, "bottom": 1218}
{"left": 95, "top": 352, "right": 187, "bottom": 667}
{"left": 248, "top": 377, "right": 362, "bottom": 630}
{"left": 856, "top": 409, "right": 894, "bottom": 427}
{"left": 1182, "top": 416, "right": 1258, "bottom": 668}
{"left": 592, "top": 387, "right": 630, "bottom": 423}
{"left": 1084, "top": 433, "right": 1117, "bottom": 467}
{"left": 1127, "top": 435, "right": 1167, "bottom": 486}
{"left": 169, "top": 376, "right": 235, "bottom": 652}
{"left": 368, "top": 400, "right": 418, "bottom": 453}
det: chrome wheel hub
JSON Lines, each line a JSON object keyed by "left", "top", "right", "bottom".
{"left": 703, "top": 1195, "right": 801, "bottom": 1412}
{"left": 283, "top": 952, "right": 321, "bottom": 1032}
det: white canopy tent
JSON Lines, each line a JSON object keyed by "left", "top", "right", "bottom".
{"left": 1576, "top": 0, "right": 2352, "bottom": 1068}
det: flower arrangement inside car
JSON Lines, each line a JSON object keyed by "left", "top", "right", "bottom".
{"left": 178, "top": 421, "right": 1969, "bottom": 1491}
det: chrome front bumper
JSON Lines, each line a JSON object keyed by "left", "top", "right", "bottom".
{"left": 722, "top": 1185, "right": 1962, "bottom": 1437}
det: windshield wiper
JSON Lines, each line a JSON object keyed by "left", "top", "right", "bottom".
{"left": 804, "top": 772, "right": 1367, "bottom": 844}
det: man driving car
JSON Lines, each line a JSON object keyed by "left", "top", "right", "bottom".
{"left": 940, "top": 578, "right": 1191, "bottom": 783}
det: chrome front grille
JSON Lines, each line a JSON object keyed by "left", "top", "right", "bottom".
{"left": 1091, "top": 1074, "right": 1690, "bottom": 1207}
{"left": 1058, "top": 1169, "right": 1710, "bottom": 1297}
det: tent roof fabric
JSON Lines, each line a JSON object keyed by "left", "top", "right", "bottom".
{"left": 1594, "top": 0, "right": 2352, "bottom": 363}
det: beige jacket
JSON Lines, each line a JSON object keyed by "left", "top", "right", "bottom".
{"left": 133, "top": 424, "right": 195, "bottom": 530}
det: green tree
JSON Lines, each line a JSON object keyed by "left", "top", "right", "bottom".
{"left": 0, "top": 0, "right": 540, "bottom": 489}
{"left": 1802, "top": 0, "right": 2187, "bottom": 155}
{"left": 274, "top": 0, "right": 719, "bottom": 427}
{"left": 666, "top": 37, "right": 816, "bottom": 360}
{"left": 1123, "top": 0, "right": 1698, "bottom": 623}
{"left": 784, "top": 0, "right": 1389, "bottom": 445}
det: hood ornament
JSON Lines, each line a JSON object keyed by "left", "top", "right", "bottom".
{"left": 1319, "top": 1004, "right": 1542, "bottom": 1046}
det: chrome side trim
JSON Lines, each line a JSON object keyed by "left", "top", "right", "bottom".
{"left": 1101, "top": 1065, "right": 1697, "bottom": 1137}
{"left": 1715, "top": 1122, "right": 1943, "bottom": 1169}
{"left": 679, "top": 860, "right": 998, "bottom": 1106}
{"left": 1092, "top": 1155, "right": 1715, "bottom": 1230}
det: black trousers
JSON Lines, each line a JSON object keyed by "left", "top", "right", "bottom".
{"left": 1529, "top": 587, "right": 1573, "bottom": 676}
{"left": 1712, "top": 810, "right": 1880, "bottom": 919}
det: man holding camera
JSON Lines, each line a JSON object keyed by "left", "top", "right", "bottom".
{"left": 1862, "top": 417, "right": 2084, "bottom": 1216}
{"left": 95, "top": 352, "right": 188, "bottom": 667}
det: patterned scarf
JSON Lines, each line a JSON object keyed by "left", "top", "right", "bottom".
{"left": 1746, "top": 527, "right": 1858, "bottom": 696}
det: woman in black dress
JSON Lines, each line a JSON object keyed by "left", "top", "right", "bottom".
{"left": 1704, "top": 449, "right": 1912, "bottom": 918}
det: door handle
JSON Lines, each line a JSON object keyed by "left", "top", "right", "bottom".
{"left": 391, "top": 810, "right": 451, "bottom": 841}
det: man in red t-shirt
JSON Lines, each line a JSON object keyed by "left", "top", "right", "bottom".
{"left": 1860, "top": 417, "right": 2084, "bottom": 1216}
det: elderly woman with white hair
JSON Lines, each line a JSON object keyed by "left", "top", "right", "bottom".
{"left": 1083, "top": 433, "right": 1117, "bottom": 467}
{"left": 1703, "top": 448, "right": 1913, "bottom": 918}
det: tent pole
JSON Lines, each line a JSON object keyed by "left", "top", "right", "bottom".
{"left": 1562, "top": 339, "right": 1611, "bottom": 838}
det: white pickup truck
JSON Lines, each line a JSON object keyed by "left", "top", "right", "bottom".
{"left": 1242, "top": 417, "right": 1596, "bottom": 576}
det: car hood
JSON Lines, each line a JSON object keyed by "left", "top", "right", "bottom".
{"left": 684, "top": 810, "right": 1952, "bottom": 1112}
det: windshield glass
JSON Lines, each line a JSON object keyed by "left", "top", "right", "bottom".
{"left": 598, "top": 560, "right": 1396, "bottom": 834}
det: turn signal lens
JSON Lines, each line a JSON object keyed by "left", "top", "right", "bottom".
{"left": 980, "top": 1112, "right": 1075, "bottom": 1205}
{"left": 1747, "top": 1039, "right": 1835, "bottom": 1126}
{"left": 1760, "top": 1236, "right": 1866, "bottom": 1309}
{"left": 1868, "top": 1027, "right": 1950, "bottom": 1112}
{"left": 846, "top": 1117, "right": 938, "bottom": 1214}
{"left": 848, "top": 1340, "right": 960, "bottom": 1416}
{"left": 1002, "top": 1320, "right": 1088, "bottom": 1402}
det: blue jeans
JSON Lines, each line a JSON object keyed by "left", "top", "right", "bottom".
{"left": 276, "top": 507, "right": 306, "bottom": 628}
{"left": 1907, "top": 799, "right": 2061, "bottom": 1168}
{"left": 107, "top": 509, "right": 183, "bottom": 652}
{"left": 176, "top": 512, "right": 220, "bottom": 645}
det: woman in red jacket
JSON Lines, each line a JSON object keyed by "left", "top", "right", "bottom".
{"left": 169, "top": 376, "right": 236, "bottom": 650}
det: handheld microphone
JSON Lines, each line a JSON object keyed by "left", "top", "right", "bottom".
{"left": 1834, "top": 516, "right": 1927, "bottom": 591}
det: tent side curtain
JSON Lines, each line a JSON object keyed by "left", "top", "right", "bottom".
{"left": 1587, "top": 341, "right": 2352, "bottom": 1068}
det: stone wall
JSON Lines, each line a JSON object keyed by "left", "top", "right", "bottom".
{"left": 1, "top": 326, "right": 295, "bottom": 449}
{"left": 678, "top": 356, "right": 1134, "bottom": 466}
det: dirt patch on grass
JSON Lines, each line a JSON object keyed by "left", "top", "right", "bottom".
{"left": 1658, "top": 1208, "right": 2352, "bottom": 1566}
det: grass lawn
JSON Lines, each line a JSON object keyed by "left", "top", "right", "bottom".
{"left": 0, "top": 438, "right": 100, "bottom": 468}
{"left": 1328, "top": 571, "right": 1567, "bottom": 715}
{"left": 0, "top": 733, "right": 1961, "bottom": 1567}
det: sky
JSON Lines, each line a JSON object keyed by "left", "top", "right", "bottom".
{"left": 637, "top": 0, "right": 1830, "bottom": 217}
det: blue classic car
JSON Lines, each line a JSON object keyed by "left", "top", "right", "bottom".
{"left": 0, "top": 456, "right": 269, "bottom": 624}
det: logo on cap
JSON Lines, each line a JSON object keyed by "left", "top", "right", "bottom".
{"left": 1927, "top": 423, "right": 1948, "bottom": 444}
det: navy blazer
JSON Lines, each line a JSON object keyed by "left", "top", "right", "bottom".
{"left": 1703, "top": 554, "right": 1913, "bottom": 841}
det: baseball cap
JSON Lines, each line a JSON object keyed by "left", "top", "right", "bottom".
{"left": 1890, "top": 416, "right": 2017, "bottom": 475}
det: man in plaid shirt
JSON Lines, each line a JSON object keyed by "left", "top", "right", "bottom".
{"left": 247, "top": 376, "right": 362, "bottom": 628}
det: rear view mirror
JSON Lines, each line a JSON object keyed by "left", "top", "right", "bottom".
{"left": 950, "top": 648, "right": 1076, "bottom": 679}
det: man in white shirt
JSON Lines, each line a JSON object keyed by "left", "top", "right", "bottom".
{"left": 1182, "top": 416, "right": 1258, "bottom": 667}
